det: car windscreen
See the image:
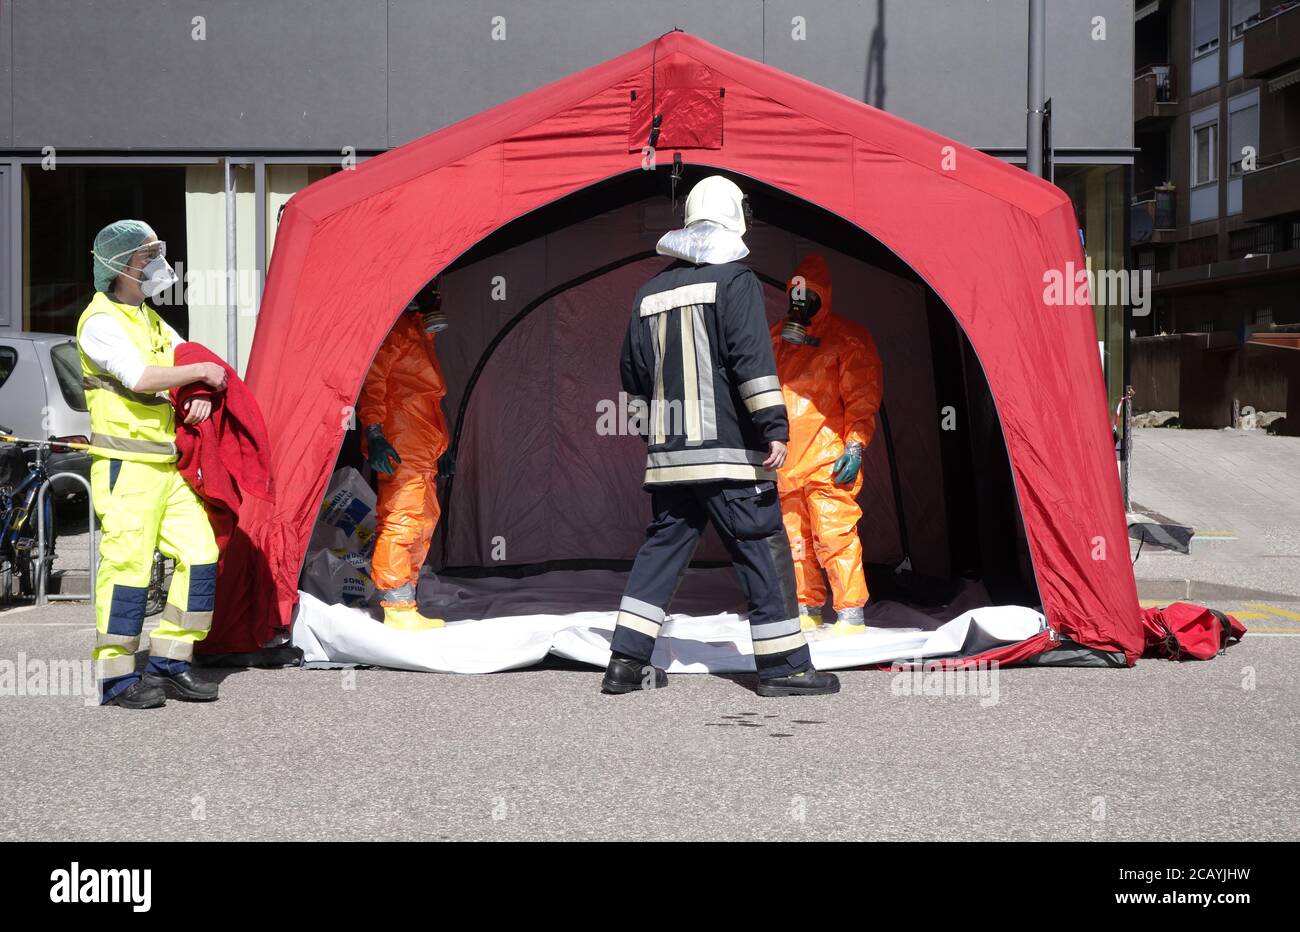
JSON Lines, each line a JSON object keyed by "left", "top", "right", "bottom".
{"left": 49, "top": 341, "right": 88, "bottom": 412}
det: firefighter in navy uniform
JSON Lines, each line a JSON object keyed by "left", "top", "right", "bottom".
{"left": 603, "top": 176, "right": 840, "bottom": 697}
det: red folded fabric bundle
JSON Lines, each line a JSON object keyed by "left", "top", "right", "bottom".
{"left": 170, "top": 342, "right": 276, "bottom": 654}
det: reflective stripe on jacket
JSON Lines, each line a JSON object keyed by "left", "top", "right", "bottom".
{"left": 76, "top": 292, "right": 179, "bottom": 463}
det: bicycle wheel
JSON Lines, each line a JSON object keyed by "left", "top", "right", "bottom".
{"left": 144, "top": 552, "right": 172, "bottom": 617}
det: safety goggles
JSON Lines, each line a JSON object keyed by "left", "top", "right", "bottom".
{"left": 94, "top": 240, "right": 167, "bottom": 269}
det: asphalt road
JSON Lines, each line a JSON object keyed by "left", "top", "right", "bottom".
{"left": 0, "top": 601, "right": 1294, "bottom": 842}
{"left": 1, "top": 427, "right": 1296, "bottom": 841}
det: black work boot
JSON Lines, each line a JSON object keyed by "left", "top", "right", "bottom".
{"left": 142, "top": 667, "right": 220, "bottom": 702}
{"left": 601, "top": 653, "right": 668, "bottom": 694}
{"left": 104, "top": 680, "right": 166, "bottom": 710}
{"left": 756, "top": 667, "right": 840, "bottom": 697}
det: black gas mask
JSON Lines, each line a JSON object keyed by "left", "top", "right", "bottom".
{"left": 408, "top": 282, "right": 447, "bottom": 333}
{"left": 781, "top": 288, "right": 822, "bottom": 345}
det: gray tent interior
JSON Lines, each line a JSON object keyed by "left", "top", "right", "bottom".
{"left": 329, "top": 169, "right": 1039, "bottom": 619}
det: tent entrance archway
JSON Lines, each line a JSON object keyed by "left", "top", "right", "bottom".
{"left": 347, "top": 167, "right": 1041, "bottom": 614}
{"left": 231, "top": 33, "right": 1142, "bottom": 665}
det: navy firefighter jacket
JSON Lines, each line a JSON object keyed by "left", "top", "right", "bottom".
{"left": 620, "top": 259, "right": 790, "bottom": 487}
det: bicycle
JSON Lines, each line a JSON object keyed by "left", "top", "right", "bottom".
{"left": 1, "top": 428, "right": 172, "bottom": 611}
{"left": 0, "top": 428, "right": 65, "bottom": 602}
{"left": 146, "top": 551, "right": 173, "bottom": 617}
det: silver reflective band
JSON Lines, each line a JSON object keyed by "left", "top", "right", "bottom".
{"left": 679, "top": 306, "right": 701, "bottom": 443}
{"left": 95, "top": 631, "right": 141, "bottom": 649}
{"left": 160, "top": 604, "right": 214, "bottom": 633}
{"left": 644, "top": 462, "right": 774, "bottom": 484}
{"left": 619, "top": 596, "right": 665, "bottom": 624}
{"left": 639, "top": 282, "right": 718, "bottom": 317}
{"left": 750, "top": 617, "right": 803, "bottom": 640}
{"left": 95, "top": 654, "right": 137, "bottom": 680}
{"left": 380, "top": 584, "right": 416, "bottom": 602}
{"left": 653, "top": 314, "right": 669, "bottom": 443}
{"left": 89, "top": 432, "right": 178, "bottom": 457}
{"left": 690, "top": 305, "right": 718, "bottom": 442}
{"left": 615, "top": 610, "right": 661, "bottom": 639}
{"left": 737, "top": 375, "right": 780, "bottom": 398}
{"left": 148, "top": 636, "right": 194, "bottom": 662}
{"left": 743, "top": 390, "right": 785, "bottom": 413}
{"left": 83, "top": 373, "right": 171, "bottom": 407}
{"left": 647, "top": 447, "right": 768, "bottom": 468}
{"left": 752, "top": 632, "right": 807, "bottom": 656}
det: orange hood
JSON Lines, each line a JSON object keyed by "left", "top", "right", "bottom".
{"left": 786, "top": 254, "right": 833, "bottom": 318}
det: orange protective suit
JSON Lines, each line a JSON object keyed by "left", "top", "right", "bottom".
{"left": 359, "top": 311, "right": 449, "bottom": 605}
{"left": 771, "top": 255, "right": 884, "bottom": 613}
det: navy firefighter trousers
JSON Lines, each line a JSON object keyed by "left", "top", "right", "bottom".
{"left": 610, "top": 479, "right": 812, "bottom": 681}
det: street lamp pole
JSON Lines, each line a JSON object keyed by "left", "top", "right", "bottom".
{"left": 1026, "top": 0, "right": 1047, "bottom": 178}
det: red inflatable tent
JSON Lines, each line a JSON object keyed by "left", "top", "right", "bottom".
{"left": 209, "top": 32, "right": 1144, "bottom": 665}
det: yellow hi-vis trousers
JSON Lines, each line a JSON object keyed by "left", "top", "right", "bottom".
{"left": 91, "top": 458, "right": 220, "bottom": 680}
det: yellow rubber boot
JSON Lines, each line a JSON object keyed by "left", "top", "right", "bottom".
{"left": 798, "top": 606, "right": 823, "bottom": 632}
{"left": 382, "top": 604, "right": 445, "bottom": 631}
{"left": 825, "top": 620, "right": 866, "bottom": 638}
{"left": 825, "top": 607, "right": 866, "bottom": 638}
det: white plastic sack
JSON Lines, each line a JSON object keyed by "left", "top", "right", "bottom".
{"left": 308, "top": 467, "right": 378, "bottom": 557}
{"left": 301, "top": 549, "right": 376, "bottom": 609}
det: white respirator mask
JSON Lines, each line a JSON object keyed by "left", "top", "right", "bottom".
{"left": 96, "top": 240, "right": 177, "bottom": 300}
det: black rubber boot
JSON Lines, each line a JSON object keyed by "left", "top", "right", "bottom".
{"left": 142, "top": 668, "right": 220, "bottom": 702}
{"left": 601, "top": 653, "right": 668, "bottom": 694}
{"left": 755, "top": 667, "right": 840, "bottom": 697}
{"left": 104, "top": 680, "right": 166, "bottom": 710}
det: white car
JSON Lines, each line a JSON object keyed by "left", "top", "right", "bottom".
{"left": 0, "top": 332, "right": 92, "bottom": 499}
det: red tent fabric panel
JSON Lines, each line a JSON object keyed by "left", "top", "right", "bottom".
{"left": 215, "top": 32, "right": 1143, "bottom": 665}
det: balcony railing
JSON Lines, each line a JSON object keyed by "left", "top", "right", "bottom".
{"left": 1242, "top": 2, "right": 1300, "bottom": 78}
{"left": 1229, "top": 220, "right": 1300, "bottom": 259}
{"left": 1242, "top": 149, "right": 1300, "bottom": 223}
{"left": 1176, "top": 235, "right": 1219, "bottom": 268}
{"left": 1134, "top": 64, "right": 1177, "bottom": 123}
{"left": 1133, "top": 187, "right": 1177, "bottom": 233}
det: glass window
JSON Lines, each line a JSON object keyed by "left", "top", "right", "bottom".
{"left": 1230, "top": 0, "right": 1261, "bottom": 38}
{"left": 1193, "top": 0, "right": 1220, "bottom": 55}
{"left": 1229, "top": 102, "right": 1259, "bottom": 176}
{"left": 48, "top": 341, "right": 87, "bottom": 412}
{"left": 1054, "top": 165, "right": 1128, "bottom": 409}
{"left": 0, "top": 347, "right": 17, "bottom": 389}
{"left": 1194, "top": 123, "right": 1218, "bottom": 185}
{"left": 23, "top": 166, "right": 189, "bottom": 337}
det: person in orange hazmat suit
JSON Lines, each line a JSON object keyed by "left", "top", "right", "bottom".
{"left": 771, "top": 254, "right": 884, "bottom": 637}
{"left": 359, "top": 285, "right": 450, "bottom": 631}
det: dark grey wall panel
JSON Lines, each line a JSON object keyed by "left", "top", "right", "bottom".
{"left": 11, "top": 0, "right": 389, "bottom": 150}
{"left": 1044, "top": 0, "right": 1134, "bottom": 152}
{"left": 1, "top": 2, "right": 12, "bottom": 148}
{"left": 1, "top": 0, "right": 1131, "bottom": 153}
{"left": 386, "top": 0, "right": 763, "bottom": 146}
{"left": 765, "top": 0, "right": 1132, "bottom": 152}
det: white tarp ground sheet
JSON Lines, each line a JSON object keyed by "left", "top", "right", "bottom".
{"left": 291, "top": 568, "right": 1045, "bottom": 674}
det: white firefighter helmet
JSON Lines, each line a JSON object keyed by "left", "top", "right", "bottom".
{"left": 683, "top": 175, "right": 747, "bottom": 235}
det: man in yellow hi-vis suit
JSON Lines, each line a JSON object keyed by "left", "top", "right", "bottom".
{"left": 80, "top": 220, "right": 229, "bottom": 709}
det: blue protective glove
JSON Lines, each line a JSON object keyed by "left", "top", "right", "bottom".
{"left": 366, "top": 426, "right": 401, "bottom": 475}
{"left": 831, "top": 442, "right": 863, "bottom": 485}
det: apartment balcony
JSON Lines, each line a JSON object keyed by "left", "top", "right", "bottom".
{"left": 1132, "top": 187, "right": 1178, "bottom": 244}
{"left": 1242, "top": 2, "right": 1300, "bottom": 78}
{"left": 1134, "top": 65, "right": 1177, "bottom": 125}
{"left": 1242, "top": 152, "right": 1300, "bottom": 223}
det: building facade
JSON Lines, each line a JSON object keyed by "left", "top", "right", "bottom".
{"left": 1, "top": 0, "right": 1134, "bottom": 402}
{"left": 1132, "top": 0, "right": 1300, "bottom": 334}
